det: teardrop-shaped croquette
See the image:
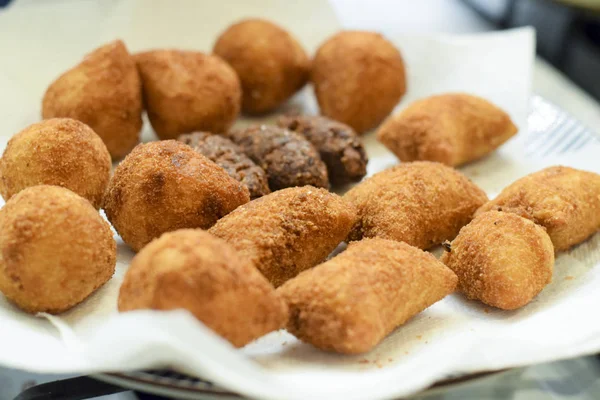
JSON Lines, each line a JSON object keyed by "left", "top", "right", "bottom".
{"left": 213, "top": 18, "right": 310, "bottom": 114}
{"left": 312, "top": 31, "right": 406, "bottom": 134}
{"left": 344, "top": 161, "right": 488, "bottom": 249}
{"left": 118, "top": 229, "right": 288, "bottom": 347}
{"left": 135, "top": 50, "right": 241, "bottom": 140}
{"left": 442, "top": 211, "right": 554, "bottom": 310}
{"left": 278, "top": 238, "right": 457, "bottom": 354}
{"left": 377, "top": 93, "right": 517, "bottom": 166}
{"left": 42, "top": 40, "right": 142, "bottom": 159}
{"left": 209, "top": 186, "right": 356, "bottom": 287}
{"left": 476, "top": 166, "right": 600, "bottom": 251}
{"left": 104, "top": 140, "right": 249, "bottom": 252}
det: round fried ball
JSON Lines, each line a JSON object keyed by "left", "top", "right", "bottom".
{"left": 103, "top": 140, "right": 250, "bottom": 252}
{"left": 118, "top": 229, "right": 288, "bottom": 347}
{"left": 135, "top": 50, "right": 241, "bottom": 139}
{"left": 42, "top": 40, "right": 142, "bottom": 159}
{"left": 312, "top": 31, "right": 406, "bottom": 133}
{"left": 213, "top": 18, "right": 310, "bottom": 114}
{"left": 0, "top": 118, "right": 111, "bottom": 209}
{"left": 442, "top": 211, "right": 554, "bottom": 310}
{"left": 0, "top": 185, "right": 116, "bottom": 314}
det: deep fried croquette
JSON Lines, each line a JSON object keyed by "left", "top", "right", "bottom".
{"left": 476, "top": 166, "right": 600, "bottom": 251}
{"left": 225, "top": 125, "right": 329, "bottom": 190}
{"left": 277, "top": 115, "right": 368, "bottom": 185}
{"left": 0, "top": 118, "right": 110, "bottom": 209}
{"left": 118, "top": 229, "right": 288, "bottom": 347}
{"left": 312, "top": 31, "right": 406, "bottom": 133}
{"left": 213, "top": 18, "right": 310, "bottom": 114}
{"left": 377, "top": 93, "right": 518, "bottom": 167}
{"left": 442, "top": 211, "right": 554, "bottom": 310}
{"left": 103, "top": 140, "right": 249, "bottom": 252}
{"left": 278, "top": 238, "right": 457, "bottom": 354}
{"left": 0, "top": 185, "right": 116, "bottom": 314}
{"left": 209, "top": 186, "right": 356, "bottom": 287}
{"left": 178, "top": 132, "right": 270, "bottom": 199}
{"left": 42, "top": 40, "right": 142, "bottom": 159}
{"left": 344, "top": 161, "right": 488, "bottom": 249}
{"left": 135, "top": 50, "right": 241, "bottom": 139}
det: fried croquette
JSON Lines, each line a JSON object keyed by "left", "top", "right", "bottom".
{"left": 475, "top": 166, "right": 600, "bottom": 251}
{"left": 278, "top": 238, "right": 457, "bottom": 354}
{"left": 377, "top": 93, "right": 518, "bottom": 167}
{"left": 277, "top": 115, "right": 368, "bottom": 185}
{"left": 442, "top": 211, "right": 554, "bottom": 310}
{"left": 103, "top": 140, "right": 249, "bottom": 252}
{"left": 0, "top": 118, "right": 110, "bottom": 209}
{"left": 118, "top": 229, "right": 287, "bottom": 347}
{"left": 135, "top": 50, "right": 241, "bottom": 140}
{"left": 178, "top": 132, "right": 270, "bottom": 199}
{"left": 213, "top": 18, "right": 310, "bottom": 114}
{"left": 209, "top": 186, "right": 356, "bottom": 287}
{"left": 344, "top": 161, "right": 488, "bottom": 249}
{"left": 0, "top": 185, "right": 116, "bottom": 314}
{"left": 225, "top": 125, "right": 329, "bottom": 190}
{"left": 312, "top": 31, "right": 406, "bottom": 133}
{"left": 42, "top": 40, "right": 142, "bottom": 159}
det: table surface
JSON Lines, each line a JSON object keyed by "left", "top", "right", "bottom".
{"left": 2, "top": 1, "right": 600, "bottom": 399}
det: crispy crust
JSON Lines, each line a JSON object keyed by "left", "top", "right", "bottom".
{"left": 103, "top": 140, "right": 249, "bottom": 252}
{"left": 344, "top": 161, "right": 488, "bottom": 249}
{"left": 178, "top": 132, "right": 270, "bottom": 199}
{"left": 278, "top": 238, "right": 457, "bottom": 354}
{"left": 225, "top": 125, "right": 329, "bottom": 190}
{"left": 277, "top": 115, "right": 367, "bottom": 185}
{"left": 135, "top": 50, "right": 241, "bottom": 139}
{"left": 42, "top": 40, "right": 142, "bottom": 159}
{"left": 312, "top": 31, "right": 406, "bottom": 133}
{"left": 475, "top": 166, "right": 600, "bottom": 251}
{"left": 209, "top": 186, "right": 356, "bottom": 287}
{"left": 442, "top": 211, "right": 554, "bottom": 310}
{"left": 0, "top": 118, "right": 111, "bottom": 209}
{"left": 118, "top": 229, "right": 288, "bottom": 347}
{"left": 0, "top": 185, "right": 116, "bottom": 314}
{"left": 377, "top": 93, "right": 518, "bottom": 166}
{"left": 213, "top": 18, "right": 310, "bottom": 114}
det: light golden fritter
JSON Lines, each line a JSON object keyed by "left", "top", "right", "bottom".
{"left": 103, "top": 140, "right": 249, "bottom": 252}
{"left": 213, "top": 18, "right": 310, "bottom": 114}
{"left": 118, "top": 229, "right": 288, "bottom": 347}
{"left": 0, "top": 185, "right": 116, "bottom": 314}
{"left": 344, "top": 161, "right": 488, "bottom": 249}
{"left": 278, "top": 238, "right": 457, "bottom": 354}
{"left": 377, "top": 93, "right": 518, "bottom": 167}
{"left": 476, "top": 166, "right": 600, "bottom": 251}
{"left": 209, "top": 186, "right": 356, "bottom": 287}
{"left": 135, "top": 50, "right": 241, "bottom": 140}
{"left": 42, "top": 40, "right": 142, "bottom": 159}
{"left": 312, "top": 31, "right": 406, "bottom": 134}
{"left": 0, "top": 118, "right": 110, "bottom": 209}
{"left": 442, "top": 211, "right": 554, "bottom": 310}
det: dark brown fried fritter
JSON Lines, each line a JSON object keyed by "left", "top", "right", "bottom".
{"left": 442, "top": 211, "right": 554, "bottom": 310}
{"left": 118, "top": 229, "right": 288, "bottom": 347}
{"left": 209, "top": 186, "right": 356, "bottom": 287}
{"left": 178, "top": 132, "right": 270, "bottom": 199}
{"left": 278, "top": 238, "right": 457, "bottom": 354}
{"left": 224, "top": 125, "right": 329, "bottom": 190}
{"left": 277, "top": 115, "right": 367, "bottom": 185}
